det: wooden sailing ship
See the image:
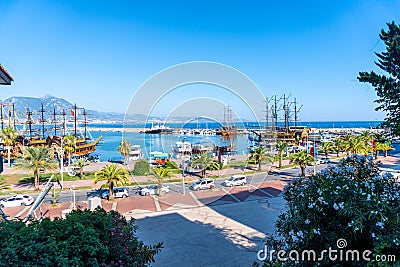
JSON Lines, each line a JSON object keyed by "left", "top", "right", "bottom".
{"left": 0, "top": 101, "right": 101, "bottom": 160}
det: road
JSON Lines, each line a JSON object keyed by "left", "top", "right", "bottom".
{"left": 31, "top": 162, "right": 332, "bottom": 205}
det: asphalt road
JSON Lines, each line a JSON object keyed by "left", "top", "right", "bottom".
{"left": 32, "top": 161, "right": 333, "bottom": 205}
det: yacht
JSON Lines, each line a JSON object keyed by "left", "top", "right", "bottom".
{"left": 129, "top": 145, "right": 143, "bottom": 161}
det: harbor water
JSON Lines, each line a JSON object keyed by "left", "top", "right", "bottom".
{"left": 90, "top": 121, "right": 384, "bottom": 161}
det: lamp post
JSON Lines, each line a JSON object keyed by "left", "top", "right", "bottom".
{"left": 181, "top": 158, "right": 186, "bottom": 195}
{"left": 60, "top": 136, "right": 64, "bottom": 189}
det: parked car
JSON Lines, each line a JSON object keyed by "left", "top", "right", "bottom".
{"left": 0, "top": 195, "right": 34, "bottom": 208}
{"left": 190, "top": 178, "right": 215, "bottom": 191}
{"left": 319, "top": 157, "right": 331, "bottom": 164}
{"left": 140, "top": 184, "right": 170, "bottom": 196}
{"left": 224, "top": 175, "right": 247, "bottom": 187}
{"left": 101, "top": 187, "right": 129, "bottom": 199}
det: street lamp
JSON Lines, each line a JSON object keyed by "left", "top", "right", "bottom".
{"left": 60, "top": 136, "right": 64, "bottom": 189}
{"left": 181, "top": 158, "right": 186, "bottom": 195}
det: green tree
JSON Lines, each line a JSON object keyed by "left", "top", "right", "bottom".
{"left": 0, "top": 178, "right": 10, "bottom": 191}
{"left": 117, "top": 139, "right": 131, "bottom": 164}
{"left": 318, "top": 141, "right": 334, "bottom": 158}
{"left": 94, "top": 164, "right": 129, "bottom": 200}
{"left": 275, "top": 142, "right": 288, "bottom": 169}
{"left": 0, "top": 127, "right": 17, "bottom": 167}
{"left": 358, "top": 21, "right": 400, "bottom": 136}
{"left": 150, "top": 167, "right": 173, "bottom": 196}
{"left": 63, "top": 134, "right": 76, "bottom": 166}
{"left": 332, "top": 137, "right": 344, "bottom": 157}
{"left": 13, "top": 147, "right": 58, "bottom": 191}
{"left": 376, "top": 142, "right": 394, "bottom": 157}
{"left": 344, "top": 135, "right": 370, "bottom": 155}
{"left": 248, "top": 146, "right": 274, "bottom": 172}
{"left": 132, "top": 159, "right": 150, "bottom": 175}
{"left": 0, "top": 209, "right": 162, "bottom": 266}
{"left": 289, "top": 151, "right": 315, "bottom": 177}
{"left": 191, "top": 153, "right": 218, "bottom": 177}
{"left": 260, "top": 156, "right": 400, "bottom": 266}
{"left": 73, "top": 157, "right": 90, "bottom": 178}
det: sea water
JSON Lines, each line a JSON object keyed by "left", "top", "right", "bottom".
{"left": 90, "top": 121, "right": 383, "bottom": 161}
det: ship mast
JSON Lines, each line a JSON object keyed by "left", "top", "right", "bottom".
{"left": 62, "top": 109, "right": 66, "bottom": 136}
{"left": 39, "top": 103, "right": 46, "bottom": 138}
{"left": 82, "top": 109, "right": 87, "bottom": 140}
{"left": 26, "top": 108, "right": 33, "bottom": 138}
{"left": 73, "top": 103, "right": 78, "bottom": 137}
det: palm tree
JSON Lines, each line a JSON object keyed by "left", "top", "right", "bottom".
{"left": 332, "top": 138, "right": 344, "bottom": 157}
{"left": 376, "top": 142, "right": 394, "bottom": 157}
{"left": 344, "top": 135, "right": 369, "bottom": 155}
{"left": 248, "top": 146, "right": 274, "bottom": 171}
{"left": 191, "top": 153, "right": 217, "bottom": 177}
{"left": 73, "top": 158, "right": 90, "bottom": 178}
{"left": 13, "top": 147, "right": 58, "bottom": 191}
{"left": 150, "top": 166, "right": 173, "bottom": 196}
{"left": 275, "top": 142, "right": 288, "bottom": 169}
{"left": 94, "top": 164, "right": 129, "bottom": 200}
{"left": 117, "top": 139, "right": 131, "bottom": 164}
{"left": 63, "top": 134, "right": 76, "bottom": 166}
{"left": 318, "top": 141, "right": 334, "bottom": 158}
{"left": 289, "top": 151, "right": 315, "bottom": 177}
{"left": 0, "top": 179, "right": 10, "bottom": 191}
{"left": 1, "top": 127, "right": 18, "bottom": 166}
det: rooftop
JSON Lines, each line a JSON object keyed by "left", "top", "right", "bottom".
{"left": 0, "top": 64, "right": 14, "bottom": 85}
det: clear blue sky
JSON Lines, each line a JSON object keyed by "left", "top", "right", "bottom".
{"left": 0, "top": 0, "right": 399, "bottom": 121}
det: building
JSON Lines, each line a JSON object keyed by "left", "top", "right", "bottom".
{"left": 0, "top": 64, "right": 14, "bottom": 85}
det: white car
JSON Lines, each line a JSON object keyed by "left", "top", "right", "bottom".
{"left": 224, "top": 175, "right": 246, "bottom": 187}
{"left": 101, "top": 187, "right": 129, "bottom": 200}
{"left": 319, "top": 157, "right": 331, "bottom": 164}
{"left": 190, "top": 178, "right": 215, "bottom": 191}
{"left": 0, "top": 195, "right": 34, "bottom": 208}
{"left": 140, "top": 184, "right": 170, "bottom": 196}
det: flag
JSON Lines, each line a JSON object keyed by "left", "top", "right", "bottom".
{"left": 70, "top": 109, "right": 75, "bottom": 116}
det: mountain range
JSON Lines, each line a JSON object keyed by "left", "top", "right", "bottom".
{"left": 3, "top": 95, "right": 125, "bottom": 122}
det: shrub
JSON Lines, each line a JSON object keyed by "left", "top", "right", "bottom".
{"left": 258, "top": 155, "right": 400, "bottom": 267}
{"left": 132, "top": 160, "right": 150, "bottom": 176}
{"left": 0, "top": 208, "right": 162, "bottom": 266}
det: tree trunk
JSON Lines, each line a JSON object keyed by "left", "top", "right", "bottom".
{"left": 279, "top": 152, "right": 282, "bottom": 169}
{"left": 158, "top": 181, "right": 163, "bottom": 197}
{"left": 336, "top": 148, "right": 339, "bottom": 157}
{"left": 80, "top": 168, "right": 83, "bottom": 178}
{"left": 374, "top": 150, "right": 378, "bottom": 159}
{"left": 109, "top": 183, "right": 114, "bottom": 200}
{"left": 300, "top": 165, "right": 306, "bottom": 177}
{"left": 34, "top": 170, "right": 39, "bottom": 191}
{"left": 7, "top": 147, "right": 11, "bottom": 167}
{"left": 325, "top": 151, "right": 328, "bottom": 158}
{"left": 384, "top": 150, "right": 388, "bottom": 157}
{"left": 258, "top": 160, "right": 262, "bottom": 171}
{"left": 68, "top": 153, "right": 71, "bottom": 166}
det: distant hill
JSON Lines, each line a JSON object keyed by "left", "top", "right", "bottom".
{"left": 3, "top": 95, "right": 125, "bottom": 122}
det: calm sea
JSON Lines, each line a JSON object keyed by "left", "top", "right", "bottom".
{"left": 89, "top": 121, "right": 386, "bottom": 161}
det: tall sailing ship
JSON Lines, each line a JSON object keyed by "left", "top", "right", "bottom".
{"left": 0, "top": 101, "right": 101, "bottom": 160}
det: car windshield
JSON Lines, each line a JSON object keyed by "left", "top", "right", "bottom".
{"left": 228, "top": 177, "right": 234, "bottom": 181}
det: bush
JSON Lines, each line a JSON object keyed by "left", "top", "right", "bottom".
{"left": 132, "top": 160, "right": 150, "bottom": 176}
{"left": 0, "top": 209, "right": 162, "bottom": 266}
{"left": 258, "top": 155, "right": 400, "bottom": 267}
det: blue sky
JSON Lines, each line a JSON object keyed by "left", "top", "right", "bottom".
{"left": 0, "top": 0, "right": 399, "bottom": 121}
